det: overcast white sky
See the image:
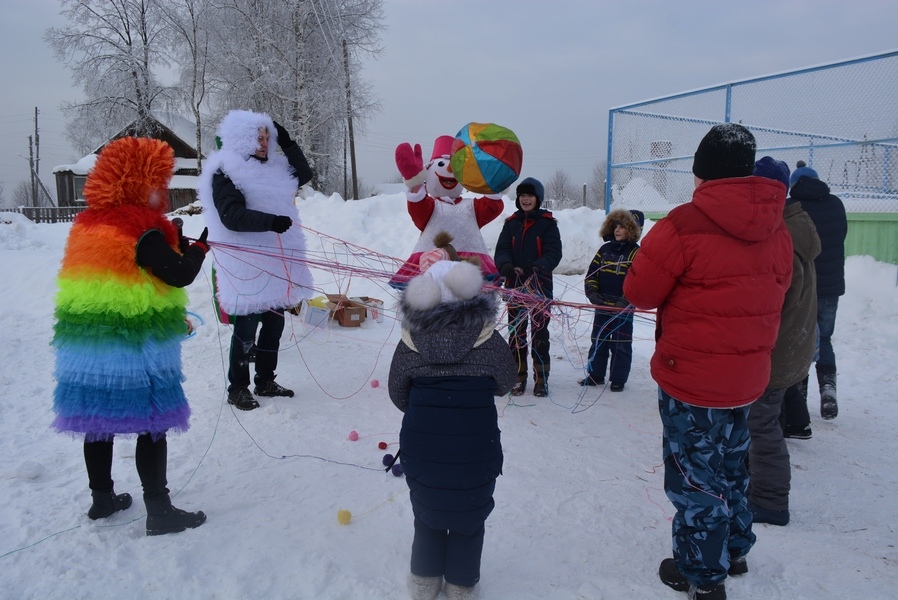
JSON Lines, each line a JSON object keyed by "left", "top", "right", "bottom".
{"left": 2, "top": 0, "right": 897, "bottom": 201}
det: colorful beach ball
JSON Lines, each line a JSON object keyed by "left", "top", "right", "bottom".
{"left": 450, "top": 123, "right": 523, "bottom": 194}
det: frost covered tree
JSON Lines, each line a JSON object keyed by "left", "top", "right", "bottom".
{"left": 45, "top": 0, "right": 176, "bottom": 154}
{"left": 159, "top": 0, "right": 215, "bottom": 170}
{"left": 547, "top": 169, "right": 575, "bottom": 210}
{"left": 205, "top": 0, "right": 383, "bottom": 192}
{"left": 589, "top": 161, "right": 607, "bottom": 210}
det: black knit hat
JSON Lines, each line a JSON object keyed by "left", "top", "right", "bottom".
{"left": 692, "top": 124, "right": 757, "bottom": 181}
{"left": 515, "top": 177, "right": 544, "bottom": 210}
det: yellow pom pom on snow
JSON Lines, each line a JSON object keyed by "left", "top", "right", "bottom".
{"left": 337, "top": 509, "right": 352, "bottom": 525}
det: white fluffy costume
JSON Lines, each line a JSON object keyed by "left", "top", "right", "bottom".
{"left": 199, "top": 110, "right": 313, "bottom": 315}
{"left": 390, "top": 136, "right": 504, "bottom": 287}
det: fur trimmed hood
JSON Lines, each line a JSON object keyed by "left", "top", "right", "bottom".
{"left": 600, "top": 208, "right": 643, "bottom": 242}
{"left": 217, "top": 110, "right": 277, "bottom": 158}
{"left": 400, "top": 291, "right": 499, "bottom": 337}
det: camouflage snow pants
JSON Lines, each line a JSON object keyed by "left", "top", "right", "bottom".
{"left": 658, "top": 388, "right": 756, "bottom": 589}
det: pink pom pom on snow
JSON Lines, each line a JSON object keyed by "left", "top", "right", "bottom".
{"left": 348, "top": 430, "right": 359, "bottom": 441}
{"left": 371, "top": 379, "right": 380, "bottom": 388}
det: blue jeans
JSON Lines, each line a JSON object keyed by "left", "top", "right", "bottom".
{"left": 816, "top": 296, "right": 839, "bottom": 369}
{"left": 658, "top": 388, "right": 755, "bottom": 589}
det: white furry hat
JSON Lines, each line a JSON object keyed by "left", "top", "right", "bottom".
{"left": 404, "top": 260, "right": 483, "bottom": 310}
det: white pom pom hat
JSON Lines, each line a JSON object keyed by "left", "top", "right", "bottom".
{"left": 404, "top": 260, "right": 483, "bottom": 310}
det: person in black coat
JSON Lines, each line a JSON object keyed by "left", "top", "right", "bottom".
{"left": 389, "top": 260, "right": 517, "bottom": 600}
{"left": 782, "top": 162, "right": 847, "bottom": 436}
{"left": 493, "top": 177, "right": 563, "bottom": 397}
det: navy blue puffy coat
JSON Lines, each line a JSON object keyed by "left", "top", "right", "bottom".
{"left": 389, "top": 292, "right": 517, "bottom": 533}
{"left": 790, "top": 177, "right": 847, "bottom": 298}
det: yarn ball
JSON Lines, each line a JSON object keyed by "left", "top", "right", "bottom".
{"left": 378, "top": 441, "right": 388, "bottom": 450}
{"left": 337, "top": 509, "right": 352, "bottom": 525}
{"left": 391, "top": 464, "right": 404, "bottom": 477}
{"left": 348, "top": 430, "right": 359, "bottom": 441}
{"left": 450, "top": 122, "right": 523, "bottom": 194}
{"left": 382, "top": 453, "right": 394, "bottom": 466}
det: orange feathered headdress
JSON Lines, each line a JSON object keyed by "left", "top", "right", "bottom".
{"left": 82, "top": 137, "right": 175, "bottom": 211}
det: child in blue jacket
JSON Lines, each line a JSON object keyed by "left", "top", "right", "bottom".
{"left": 580, "top": 209, "right": 643, "bottom": 391}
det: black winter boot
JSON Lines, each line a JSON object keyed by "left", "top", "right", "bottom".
{"left": 817, "top": 365, "right": 838, "bottom": 420}
{"left": 253, "top": 375, "right": 294, "bottom": 397}
{"left": 137, "top": 434, "right": 206, "bottom": 536}
{"left": 145, "top": 495, "right": 207, "bottom": 536}
{"left": 533, "top": 376, "right": 548, "bottom": 397}
{"left": 88, "top": 490, "right": 133, "bottom": 520}
{"left": 84, "top": 439, "right": 132, "bottom": 519}
{"left": 781, "top": 375, "right": 811, "bottom": 436}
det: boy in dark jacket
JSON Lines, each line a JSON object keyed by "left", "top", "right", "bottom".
{"left": 580, "top": 208, "right": 643, "bottom": 391}
{"left": 746, "top": 157, "right": 821, "bottom": 528}
{"left": 782, "top": 161, "right": 847, "bottom": 432}
{"left": 493, "top": 177, "right": 563, "bottom": 397}
{"left": 389, "top": 259, "right": 517, "bottom": 600}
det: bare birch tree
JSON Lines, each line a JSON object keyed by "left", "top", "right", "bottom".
{"left": 547, "top": 169, "right": 575, "bottom": 210}
{"left": 160, "top": 0, "right": 214, "bottom": 169}
{"left": 589, "top": 161, "right": 608, "bottom": 210}
{"left": 45, "top": 0, "right": 175, "bottom": 154}
{"left": 206, "top": 0, "right": 383, "bottom": 192}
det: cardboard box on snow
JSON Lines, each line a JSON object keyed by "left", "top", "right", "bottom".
{"left": 351, "top": 296, "right": 385, "bottom": 323}
{"left": 298, "top": 298, "right": 330, "bottom": 328}
{"left": 325, "top": 294, "right": 367, "bottom": 327}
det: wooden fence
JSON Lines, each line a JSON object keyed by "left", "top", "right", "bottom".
{"left": 17, "top": 206, "right": 87, "bottom": 224}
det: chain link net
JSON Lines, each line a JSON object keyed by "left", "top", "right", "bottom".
{"left": 607, "top": 51, "right": 898, "bottom": 213}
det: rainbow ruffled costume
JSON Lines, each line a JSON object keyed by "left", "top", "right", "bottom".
{"left": 52, "top": 138, "right": 191, "bottom": 440}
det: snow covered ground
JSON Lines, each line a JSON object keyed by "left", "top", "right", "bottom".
{"left": 1, "top": 192, "right": 897, "bottom": 599}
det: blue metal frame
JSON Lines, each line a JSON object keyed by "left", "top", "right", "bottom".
{"left": 605, "top": 49, "right": 898, "bottom": 214}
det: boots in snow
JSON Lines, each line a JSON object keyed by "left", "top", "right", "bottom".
{"left": 83, "top": 440, "right": 131, "bottom": 519}
{"left": 511, "top": 375, "right": 527, "bottom": 397}
{"left": 228, "top": 386, "right": 260, "bottom": 411}
{"left": 579, "top": 374, "right": 604, "bottom": 386}
{"left": 660, "top": 557, "right": 743, "bottom": 593}
{"left": 136, "top": 434, "right": 205, "bottom": 536}
{"left": 781, "top": 375, "right": 812, "bottom": 437}
{"left": 533, "top": 372, "right": 549, "bottom": 397}
{"left": 407, "top": 573, "right": 442, "bottom": 600}
{"left": 445, "top": 582, "right": 477, "bottom": 600}
{"left": 254, "top": 375, "right": 294, "bottom": 397}
{"left": 88, "top": 490, "right": 133, "bottom": 520}
{"left": 145, "top": 495, "right": 206, "bottom": 536}
{"left": 818, "top": 365, "right": 838, "bottom": 420}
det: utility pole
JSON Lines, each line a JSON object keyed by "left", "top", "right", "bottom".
{"left": 34, "top": 107, "right": 40, "bottom": 180}
{"left": 342, "top": 40, "right": 358, "bottom": 200}
{"left": 28, "top": 135, "right": 36, "bottom": 207}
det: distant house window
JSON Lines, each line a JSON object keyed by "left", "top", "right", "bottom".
{"left": 74, "top": 176, "right": 87, "bottom": 203}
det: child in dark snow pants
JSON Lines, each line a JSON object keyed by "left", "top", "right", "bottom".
{"left": 388, "top": 260, "right": 517, "bottom": 600}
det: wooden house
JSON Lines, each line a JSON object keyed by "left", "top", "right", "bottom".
{"left": 52, "top": 114, "right": 209, "bottom": 211}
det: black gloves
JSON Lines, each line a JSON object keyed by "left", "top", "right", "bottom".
{"left": 500, "top": 264, "right": 515, "bottom": 278}
{"left": 272, "top": 121, "right": 293, "bottom": 150}
{"left": 272, "top": 216, "right": 293, "bottom": 233}
{"left": 191, "top": 228, "right": 209, "bottom": 254}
